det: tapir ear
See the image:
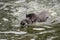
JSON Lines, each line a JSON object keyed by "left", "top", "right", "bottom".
{"left": 26, "top": 13, "right": 36, "bottom": 20}
{"left": 26, "top": 14, "right": 29, "bottom": 18}
{"left": 26, "top": 14, "right": 31, "bottom": 18}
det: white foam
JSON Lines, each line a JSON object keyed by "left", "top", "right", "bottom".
{"left": 46, "top": 36, "right": 58, "bottom": 40}
{"left": 0, "top": 31, "right": 27, "bottom": 34}
{"left": 15, "top": 0, "right": 26, "bottom": 3}
{"left": 30, "top": 38, "right": 35, "bottom": 40}
{"left": 36, "top": 30, "right": 55, "bottom": 34}
{"left": 2, "top": 18, "right": 9, "bottom": 21}
{"left": 0, "top": 39, "right": 7, "bottom": 40}
{"left": 33, "top": 28, "right": 45, "bottom": 30}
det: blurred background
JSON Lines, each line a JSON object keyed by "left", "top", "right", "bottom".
{"left": 0, "top": 0, "right": 60, "bottom": 40}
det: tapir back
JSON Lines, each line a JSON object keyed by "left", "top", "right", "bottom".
{"left": 38, "top": 10, "right": 49, "bottom": 22}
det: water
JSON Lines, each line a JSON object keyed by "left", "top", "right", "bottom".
{"left": 0, "top": 0, "right": 60, "bottom": 40}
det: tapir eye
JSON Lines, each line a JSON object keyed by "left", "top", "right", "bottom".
{"left": 46, "top": 17, "right": 49, "bottom": 19}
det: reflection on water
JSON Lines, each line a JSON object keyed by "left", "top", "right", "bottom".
{"left": 0, "top": 24, "right": 60, "bottom": 40}
{"left": 0, "top": 0, "right": 60, "bottom": 40}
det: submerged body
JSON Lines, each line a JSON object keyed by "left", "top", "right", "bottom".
{"left": 20, "top": 10, "right": 49, "bottom": 26}
{"left": 26, "top": 10, "right": 49, "bottom": 22}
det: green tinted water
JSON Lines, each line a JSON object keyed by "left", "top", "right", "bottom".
{"left": 0, "top": 0, "right": 60, "bottom": 40}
